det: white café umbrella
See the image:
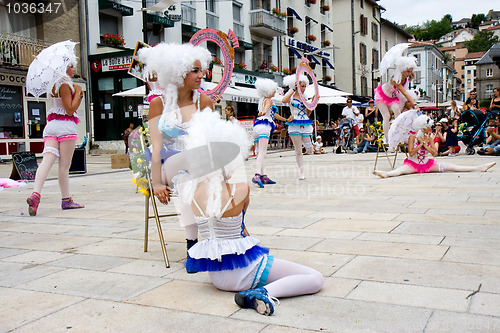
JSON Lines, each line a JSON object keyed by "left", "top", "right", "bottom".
{"left": 26, "top": 40, "right": 77, "bottom": 100}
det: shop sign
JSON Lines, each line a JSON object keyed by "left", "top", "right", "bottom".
{"left": 101, "top": 56, "right": 133, "bottom": 72}
{"left": 0, "top": 73, "right": 26, "bottom": 85}
{"left": 284, "top": 36, "right": 331, "bottom": 58}
{"left": 231, "top": 72, "right": 257, "bottom": 86}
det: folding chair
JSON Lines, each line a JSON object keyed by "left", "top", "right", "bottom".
{"left": 139, "top": 131, "right": 178, "bottom": 268}
{"left": 373, "top": 142, "right": 408, "bottom": 171}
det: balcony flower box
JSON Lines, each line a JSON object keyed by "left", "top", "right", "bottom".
{"left": 307, "top": 34, "right": 317, "bottom": 42}
{"left": 322, "top": 40, "right": 331, "bottom": 47}
{"left": 268, "top": 64, "right": 279, "bottom": 72}
{"left": 211, "top": 57, "right": 223, "bottom": 65}
{"left": 234, "top": 62, "right": 247, "bottom": 70}
{"left": 271, "top": 8, "right": 287, "bottom": 18}
{"left": 323, "top": 75, "right": 332, "bottom": 82}
{"left": 282, "top": 68, "right": 291, "bottom": 75}
{"left": 308, "top": 0, "right": 317, "bottom": 4}
{"left": 288, "top": 26, "right": 299, "bottom": 35}
{"left": 320, "top": 5, "right": 330, "bottom": 11}
{"left": 102, "top": 33, "right": 125, "bottom": 47}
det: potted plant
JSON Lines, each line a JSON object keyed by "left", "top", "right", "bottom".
{"left": 282, "top": 68, "right": 291, "bottom": 75}
{"left": 211, "top": 57, "right": 223, "bottom": 65}
{"left": 291, "top": 67, "right": 297, "bottom": 74}
{"left": 307, "top": 34, "right": 317, "bottom": 42}
{"left": 271, "top": 8, "right": 287, "bottom": 18}
{"left": 268, "top": 64, "right": 279, "bottom": 72}
{"left": 288, "top": 26, "right": 299, "bottom": 35}
{"left": 102, "top": 33, "right": 125, "bottom": 47}
{"left": 320, "top": 4, "right": 330, "bottom": 11}
{"left": 323, "top": 75, "right": 332, "bottom": 82}
{"left": 322, "top": 40, "right": 331, "bottom": 47}
{"left": 234, "top": 62, "right": 247, "bottom": 70}
{"left": 308, "top": 0, "right": 317, "bottom": 4}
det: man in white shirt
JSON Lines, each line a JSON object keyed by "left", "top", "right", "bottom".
{"left": 342, "top": 98, "right": 358, "bottom": 120}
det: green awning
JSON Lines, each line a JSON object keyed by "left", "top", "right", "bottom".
{"left": 147, "top": 14, "right": 175, "bottom": 27}
{"left": 182, "top": 24, "right": 201, "bottom": 34}
{"left": 98, "top": 0, "right": 133, "bottom": 16}
{"left": 239, "top": 40, "right": 254, "bottom": 50}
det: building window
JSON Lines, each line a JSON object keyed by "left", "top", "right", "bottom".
{"left": 0, "top": 4, "right": 36, "bottom": 38}
{"left": 414, "top": 54, "right": 420, "bottom": 66}
{"left": 360, "top": 43, "right": 367, "bottom": 65}
{"left": 372, "top": 48, "right": 379, "bottom": 69}
{"left": 372, "top": 6, "right": 377, "bottom": 18}
{"left": 486, "top": 84, "right": 493, "bottom": 98}
{"left": 360, "top": 15, "right": 368, "bottom": 35}
{"left": 233, "top": 2, "right": 244, "bottom": 40}
{"left": 206, "top": 0, "right": 216, "bottom": 12}
{"left": 474, "top": 70, "right": 477, "bottom": 76}
{"left": 305, "top": 16, "right": 311, "bottom": 37}
{"left": 414, "top": 71, "right": 421, "bottom": 84}
{"left": 371, "top": 23, "right": 378, "bottom": 42}
{"left": 486, "top": 68, "right": 493, "bottom": 77}
{"left": 0, "top": 85, "right": 24, "bottom": 139}
{"left": 467, "top": 69, "right": 471, "bottom": 74}
{"left": 361, "top": 76, "right": 367, "bottom": 96}
{"left": 99, "top": 13, "right": 119, "bottom": 36}
{"left": 360, "top": 0, "right": 364, "bottom": 9}
{"left": 385, "top": 40, "right": 388, "bottom": 52}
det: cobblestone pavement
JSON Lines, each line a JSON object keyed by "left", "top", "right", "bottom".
{"left": 1, "top": 149, "right": 499, "bottom": 332}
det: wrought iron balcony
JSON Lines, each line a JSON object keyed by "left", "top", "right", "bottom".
{"left": 0, "top": 33, "right": 51, "bottom": 68}
{"left": 249, "top": 9, "right": 285, "bottom": 37}
{"left": 233, "top": 21, "right": 244, "bottom": 40}
{"left": 206, "top": 11, "right": 219, "bottom": 30}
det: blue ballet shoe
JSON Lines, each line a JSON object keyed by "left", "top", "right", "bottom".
{"left": 252, "top": 174, "right": 264, "bottom": 188}
{"left": 234, "top": 287, "right": 276, "bottom": 316}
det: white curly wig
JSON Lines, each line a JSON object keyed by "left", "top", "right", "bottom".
{"left": 413, "top": 115, "right": 434, "bottom": 138}
{"left": 138, "top": 43, "right": 212, "bottom": 129}
{"left": 255, "top": 78, "right": 278, "bottom": 98}
{"left": 393, "top": 56, "right": 417, "bottom": 83}
{"left": 174, "top": 111, "right": 250, "bottom": 216}
{"left": 282, "top": 74, "right": 308, "bottom": 89}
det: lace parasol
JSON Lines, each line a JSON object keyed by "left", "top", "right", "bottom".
{"left": 387, "top": 109, "right": 421, "bottom": 148}
{"left": 26, "top": 40, "right": 77, "bottom": 100}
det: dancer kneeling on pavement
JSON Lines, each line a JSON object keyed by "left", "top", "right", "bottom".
{"left": 252, "top": 78, "right": 291, "bottom": 188}
{"left": 166, "top": 111, "right": 324, "bottom": 316}
{"left": 374, "top": 115, "right": 495, "bottom": 178}
{"left": 282, "top": 74, "right": 314, "bottom": 179}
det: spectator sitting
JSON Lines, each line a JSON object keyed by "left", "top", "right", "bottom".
{"left": 478, "top": 113, "right": 500, "bottom": 155}
{"left": 448, "top": 100, "right": 461, "bottom": 120}
{"left": 434, "top": 118, "right": 460, "bottom": 156}
{"left": 354, "top": 128, "right": 377, "bottom": 154}
{"left": 464, "top": 91, "right": 479, "bottom": 111}
{"left": 313, "top": 136, "right": 325, "bottom": 154}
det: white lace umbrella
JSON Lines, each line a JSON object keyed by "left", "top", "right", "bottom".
{"left": 387, "top": 109, "right": 421, "bottom": 148}
{"left": 26, "top": 40, "right": 77, "bottom": 100}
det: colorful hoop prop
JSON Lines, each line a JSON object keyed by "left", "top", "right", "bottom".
{"left": 296, "top": 57, "right": 319, "bottom": 110}
{"left": 190, "top": 29, "right": 239, "bottom": 102}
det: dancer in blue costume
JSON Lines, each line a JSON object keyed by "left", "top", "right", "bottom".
{"left": 252, "top": 78, "right": 291, "bottom": 187}
{"left": 138, "top": 43, "right": 213, "bottom": 270}
{"left": 282, "top": 74, "right": 314, "bottom": 179}
{"left": 165, "top": 111, "right": 323, "bottom": 316}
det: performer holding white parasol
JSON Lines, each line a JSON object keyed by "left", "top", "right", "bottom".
{"left": 26, "top": 40, "right": 85, "bottom": 216}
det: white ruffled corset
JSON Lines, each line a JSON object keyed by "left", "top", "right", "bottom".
{"left": 408, "top": 141, "right": 431, "bottom": 165}
{"left": 188, "top": 212, "right": 261, "bottom": 261}
{"left": 48, "top": 97, "right": 75, "bottom": 117}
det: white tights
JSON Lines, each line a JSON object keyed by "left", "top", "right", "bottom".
{"left": 264, "top": 258, "right": 324, "bottom": 298}
{"left": 377, "top": 162, "right": 494, "bottom": 178}
{"left": 377, "top": 102, "right": 401, "bottom": 140}
{"left": 33, "top": 140, "right": 75, "bottom": 198}
{"left": 255, "top": 138, "right": 268, "bottom": 175}
{"left": 291, "top": 136, "right": 312, "bottom": 178}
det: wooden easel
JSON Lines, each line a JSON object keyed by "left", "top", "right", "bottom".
{"left": 373, "top": 143, "right": 408, "bottom": 171}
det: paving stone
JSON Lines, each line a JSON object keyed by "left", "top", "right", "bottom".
{"left": 0, "top": 262, "right": 63, "bottom": 288}
{"left": 307, "top": 218, "right": 402, "bottom": 233}
{"left": 442, "top": 247, "right": 500, "bottom": 266}
{"left": 354, "top": 232, "right": 444, "bottom": 245}
{"left": 2, "top": 250, "right": 72, "bottom": 264}
{"left": 49, "top": 254, "right": 133, "bottom": 271}
{"left": 425, "top": 310, "right": 500, "bottom": 333}
{"left": 346, "top": 281, "right": 470, "bottom": 312}
{"left": 13, "top": 299, "right": 266, "bottom": 333}
{"left": 393, "top": 221, "right": 500, "bottom": 238}
{"left": 470, "top": 293, "right": 500, "bottom": 317}
{"left": 310, "top": 239, "right": 449, "bottom": 260}
{"left": 17, "top": 268, "right": 167, "bottom": 302}
{"left": 0, "top": 287, "right": 83, "bottom": 333}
